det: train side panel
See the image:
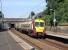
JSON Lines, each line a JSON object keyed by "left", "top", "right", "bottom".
{"left": 15, "top": 21, "right": 33, "bottom": 32}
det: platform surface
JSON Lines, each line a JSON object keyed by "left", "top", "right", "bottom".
{"left": 46, "top": 31, "right": 68, "bottom": 39}
{"left": 0, "top": 31, "right": 24, "bottom": 50}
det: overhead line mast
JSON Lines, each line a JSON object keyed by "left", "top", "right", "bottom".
{"left": 0, "top": 0, "right": 4, "bottom": 28}
{"left": 0, "top": 0, "right": 2, "bottom": 12}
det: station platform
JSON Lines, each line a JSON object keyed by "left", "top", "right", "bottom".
{"left": 46, "top": 31, "right": 68, "bottom": 39}
{"left": 0, "top": 31, "right": 24, "bottom": 50}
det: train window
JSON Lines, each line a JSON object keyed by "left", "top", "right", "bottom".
{"left": 40, "top": 22, "right": 44, "bottom": 27}
{"left": 35, "top": 22, "right": 44, "bottom": 27}
{"left": 35, "top": 22, "right": 39, "bottom": 26}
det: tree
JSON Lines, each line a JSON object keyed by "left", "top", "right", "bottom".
{"left": 29, "top": 11, "right": 35, "bottom": 19}
{"left": 0, "top": 11, "right": 4, "bottom": 19}
{"left": 44, "top": 15, "right": 51, "bottom": 25}
{"left": 43, "top": 0, "right": 68, "bottom": 23}
{"left": 31, "top": 11, "right": 35, "bottom": 16}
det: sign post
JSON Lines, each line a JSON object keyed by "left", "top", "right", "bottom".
{"left": 53, "top": 10, "right": 56, "bottom": 31}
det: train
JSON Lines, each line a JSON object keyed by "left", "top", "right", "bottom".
{"left": 15, "top": 17, "right": 46, "bottom": 37}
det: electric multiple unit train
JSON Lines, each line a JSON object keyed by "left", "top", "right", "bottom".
{"left": 15, "top": 17, "right": 46, "bottom": 37}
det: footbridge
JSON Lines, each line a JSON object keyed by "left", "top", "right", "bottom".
{"left": 0, "top": 18, "right": 29, "bottom": 28}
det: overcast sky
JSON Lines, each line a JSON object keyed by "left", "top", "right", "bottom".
{"left": 1, "top": 0, "right": 47, "bottom": 18}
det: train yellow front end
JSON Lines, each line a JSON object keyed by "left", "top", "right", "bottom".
{"left": 34, "top": 18, "right": 46, "bottom": 37}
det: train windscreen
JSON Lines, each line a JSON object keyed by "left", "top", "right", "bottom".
{"left": 35, "top": 22, "right": 44, "bottom": 27}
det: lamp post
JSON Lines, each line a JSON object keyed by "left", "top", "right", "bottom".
{"left": 50, "top": 9, "right": 56, "bottom": 30}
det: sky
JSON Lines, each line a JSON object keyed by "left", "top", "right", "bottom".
{"left": 1, "top": 0, "right": 47, "bottom": 18}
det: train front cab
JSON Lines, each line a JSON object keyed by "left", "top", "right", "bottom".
{"left": 32, "top": 18, "right": 46, "bottom": 38}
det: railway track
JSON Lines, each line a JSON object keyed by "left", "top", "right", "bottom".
{"left": 38, "top": 39, "right": 68, "bottom": 50}
{"left": 10, "top": 29, "right": 68, "bottom": 50}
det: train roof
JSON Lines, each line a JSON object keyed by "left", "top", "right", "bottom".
{"left": 35, "top": 18, "right": 44, "bottom": 22}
